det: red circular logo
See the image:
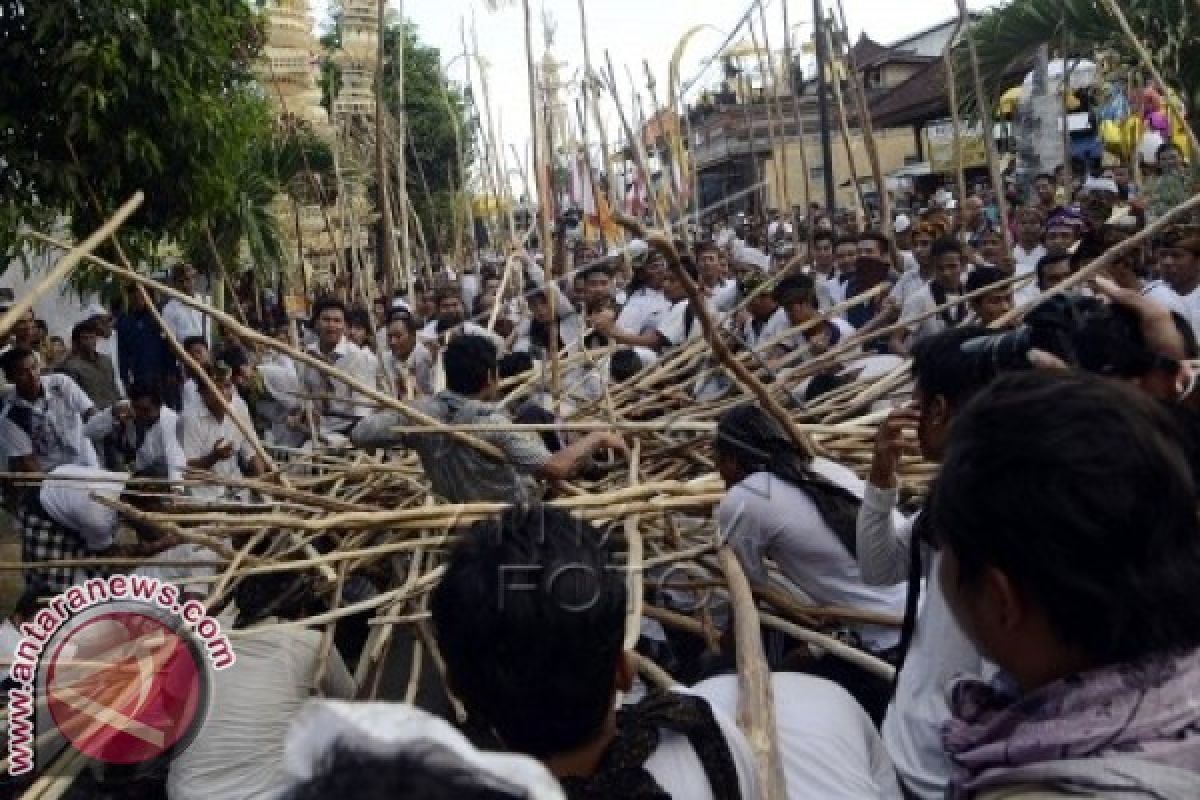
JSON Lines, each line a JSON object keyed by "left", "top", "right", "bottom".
{"left": 44, "top": 610, "right": 206, "bottom": 765}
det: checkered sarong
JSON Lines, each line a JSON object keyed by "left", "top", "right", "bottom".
{"left": 16, "top": 498, "right": 101, "bottom": 595}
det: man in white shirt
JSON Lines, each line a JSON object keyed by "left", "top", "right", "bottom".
{"left": 179, "top": 364, "right": 266, "bottom": 499}
{"left": 83, "top": 381, "right": 186, "bottom": 481}
{"left": 808, "top": 231, "right": 840, "bottom": 310}
{"left": 0, "top": 347, "right": 96, "bottom": 473}
{"left": 1157, "top": 234, "right": 1200, "bottom": 336}
{"left": 892, "top": 237, "right": 969, "bottom": 356}
{"left": 1011, "top": 207, "right": 1048, "bottom": 274}
{"left": 167, "top": 573, "right": 357, "bottom": 800}
{"left": 592, "top": 257, "right": 702, "bottom": 353}
{"left": 160, "top": 263, "right": 210, "bottom": 345}
{"left": 382, "top": 313, "right": 435, "bottom": 399}
{"left": 698, "top": 241, "right": 741, "bottom": 312}
{"left": 614, "top": 254, "right": 670, "bottom": 337}
{"left": 856, "top": 327, "right": 996, "bottom": 800}
{"left": 431, "top": 505, "right": 901, "bottom": 800}
{"left": 826, "top": 236, "right": 861, "bottom": 308}
{"left": 297, "top": 298, "right": 381, "bottom": 441}
{"left": 773, "top": 274, "right": 857, "bottom": 361}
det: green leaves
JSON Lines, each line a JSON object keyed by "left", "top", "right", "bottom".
{"left": 0, "top": 0, "right": 271, "bottom": 271}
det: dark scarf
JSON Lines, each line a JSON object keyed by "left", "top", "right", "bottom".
{"left": 559, "top": 690, "right": 743, "bottom": 800}
{"left": 929, "top": 280, "right": 968, "bottom": 328}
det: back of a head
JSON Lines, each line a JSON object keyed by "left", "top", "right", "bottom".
{"left": 911, "top": 325, "right": 995, "bottom": 409}
{"left": 930, "top": 371, "right": 1200, "bottom": 665}
{"left": 431, "top": 506, "right": 626, "bottom": 759}
{"left": 609, "top": 348, "right": 644, "bottom": 383}
{"left": 444, "top": 334, "right": 498, "bottom": 396}
{"left": 965, "top": 266, "right": 1006, "bottom": 295}
{"left": 497, "top": 351, "right": 534, "bottom": 381}
{"left": 281, "top": 745, "right": 526, "bottom": 800}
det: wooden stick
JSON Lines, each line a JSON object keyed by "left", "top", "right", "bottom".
{"left": 955, "top": 0, "right": 1013, "bottom": 250}
{"left": 941, "top": 15, "right": 968, "bottom": 210}
{"left": 2, "top": 192, "right": 142, "bottom": 341}
{"left": 718, "top": 545, "right": 787, "bottom": 800}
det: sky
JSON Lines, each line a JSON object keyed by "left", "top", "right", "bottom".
{"left": 309, "top": 0, "right": 1001, "bottom": 181}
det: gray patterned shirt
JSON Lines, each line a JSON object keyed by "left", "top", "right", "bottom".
{"left": 351, "top": 391, "right": 551, "bottom": 504}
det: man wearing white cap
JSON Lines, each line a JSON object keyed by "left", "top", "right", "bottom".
{"left": 83, "top": 302, "right": 124, "bottom": 398}
{"left": 893, "top": 214, "right": 919, "bottom": 273}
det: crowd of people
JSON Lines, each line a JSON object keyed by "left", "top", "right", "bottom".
{"left": 2, "top": 145, "right": 1200, "bottom": 800}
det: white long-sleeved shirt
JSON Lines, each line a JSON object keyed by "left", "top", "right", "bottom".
{"left": 720, "top": 460, "right": 907, "bottom": 651}
{"left": 856, "top": 483, "right": 991, "bottom": 800}
{"left": 160, "top": 296, "right": 210, "bottom": 345}
{"left": 84, "top": 405, "right": 187, "bottom": 481}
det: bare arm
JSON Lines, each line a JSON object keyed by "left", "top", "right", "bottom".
{"left": 536, "top": 431, "right": 627, "bottom": 482}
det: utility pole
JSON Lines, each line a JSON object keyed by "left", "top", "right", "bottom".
{"left": 812, "top": 0, "right": 837, "bottom": 213}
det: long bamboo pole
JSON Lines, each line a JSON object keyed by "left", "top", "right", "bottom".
{"left": 375, "top": 0, "right": 397, "bottom": 298}
{"left": 824, "top": 22, "right": 867, "bottom": 216}
{"left": 1, "top": 193, "right": 142, "bottom": 341}
{"left": 832, "top": 0, "right": 893, "bottom": 251}
{"left": 718, "top": 545, "right": 787, "bottom": 800}
{"left": 954, "top": 0, "right": 1013, "bottom": 251}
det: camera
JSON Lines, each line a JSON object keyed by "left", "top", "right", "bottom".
{"left": 959, "top": 293, "right": 1176, "bottom": 379}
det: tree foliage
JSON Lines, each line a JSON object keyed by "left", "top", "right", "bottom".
{"left": 964, "top": 0, "right": 1200, "bottom": 134}
{"left": 0, "top": 0, "right": 271, "bottom": 267}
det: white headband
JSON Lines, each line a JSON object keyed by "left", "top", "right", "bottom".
{"left": 281, "top": 700, "right": 565, "bottom": 799}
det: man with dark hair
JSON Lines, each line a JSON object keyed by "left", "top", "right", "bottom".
{"left": 697, "top": 240, "right": 740, "bottom": 312}
{"left": 432, "top": 505, "right": 900, "bottom": 799}
{"left": 1035, "top": 249, "right": 1074, "bottom": 293}
{"left": 59, "top": 319, "right": 122, "bottom": 410}
{"left": 296, "top": 297, "right": 380, "bottom": 442}
{"left": 117, "top": 288, "right": 174, "bottom": 403}
{"left": 0, "top": 346, "right": 96, "bottom": 474}
{"left": 1158, "top": 234, "right": 1200, "bottom": 335}
{"left": 84, "top": 379, "right": 186, "bottom": 481}
{"left": 352, "top": 334, "right": 625, "bottom": 503}
{"left": 827, "top": 235, "right": 861, "bottom": 305}
{"left": 345, "top": 308, "right": 373, "bottom": 349}
{"left": 1033, "top": 172, "right": 1059, "bottom": 214}
{"left": 179, "top": 363, "right": 266, "bottom": 499}
{"left": 774, "top": 274, "right": 856, "bottom": 359}
{"left": 593, "top": 257, "right": 702, "bottom": 353}
{"left": 578, "top": 262, "right": 613, "bottom": 311}
{"left": 892, "top": 237, "right": 967, "bottom": 355}
{"left": 856, "top": 325, "right": 998, "bottom": 799}
{"left": 857, "top": 231, "right": 891, "bottom": 262}
{"left": 933, "top": 372, "right": 1200, "bottom": 798}
{"left": 964, "top": 266, "right": 1014, "bottom": 327}
{"left": 382, "top": 313, "right": 434, "bottom": 399}
{"left": 161, "top": 263, "right": 210, "bottom": 344}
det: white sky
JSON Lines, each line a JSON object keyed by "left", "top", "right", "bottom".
{"left": 309, "top": 0, "right": 1000, "bottom": 183}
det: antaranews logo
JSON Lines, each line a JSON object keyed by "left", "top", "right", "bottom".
{"left": 6, "top": 574, "right": 235, "bottom": 776}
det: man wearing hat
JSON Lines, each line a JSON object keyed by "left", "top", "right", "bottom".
{"left": 83, "top": 302, "right": 123, "bottom": 397}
